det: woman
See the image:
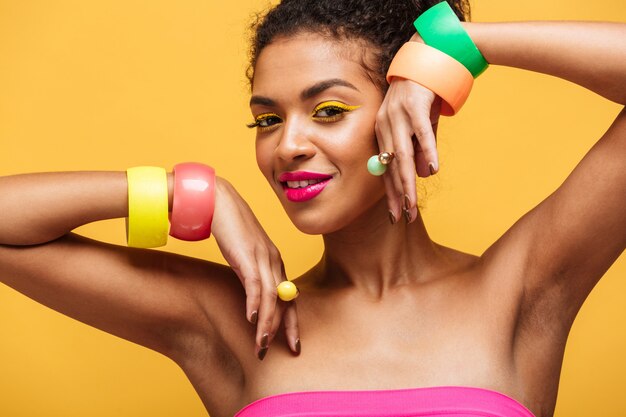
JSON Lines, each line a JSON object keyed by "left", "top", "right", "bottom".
{"left": 0, "top": 0, "right": 624, "bottom": 416}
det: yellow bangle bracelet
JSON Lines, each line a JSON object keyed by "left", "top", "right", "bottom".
{"left": 126, "top": 166, "right": 170, "bottom": 248}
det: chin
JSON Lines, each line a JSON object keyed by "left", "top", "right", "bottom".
{"left": 284, "top": 208, "right": 342, "bottom": 235}
{"left": 282, "top": 196, "right": 387, "bottom": 236}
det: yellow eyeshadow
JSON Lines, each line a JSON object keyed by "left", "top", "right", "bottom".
{"left": 313, "top": 101, "right": 361, "bottom": 113}
{"left": 255, "top": 112, "right": 279, "bottom": 122}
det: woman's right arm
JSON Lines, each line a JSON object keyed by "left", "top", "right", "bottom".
{"left": 0, "top": 171, "right": 132, "bottom": 245}
{"left": 0, "top": 171, "right": 298, "bottom": 363}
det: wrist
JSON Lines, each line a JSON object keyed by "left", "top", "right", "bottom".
{"left": 125, "top": 163, "right": 216, "bottom": 248}
{"left": 414, "top": 2, "right": 488, "bottom": 77}
{"left": 459, "top": 22, "right": 483, "bottom": 57}
{"left": 167, "top": 172, "right": 174, "bottom": 211}
{"left": 169, "top": 162, "right": 216, "bottom": 242}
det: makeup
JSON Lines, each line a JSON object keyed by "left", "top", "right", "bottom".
{"left": 278, "top": 171, "right": 333, "bottom": 202}
{"left": 312, "top": 101, "right": 361, "bottom": 122}
{"left": 248, "top": 101, "right": 361, "bottom": 131}
{"left": 247, "top": 112, "right": 282, "bottom": 132}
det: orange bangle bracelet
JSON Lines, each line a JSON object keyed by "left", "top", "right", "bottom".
{"left": 386, "top": 42, "right": 474, "bottom": 116}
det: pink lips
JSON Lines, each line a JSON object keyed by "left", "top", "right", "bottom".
{"left": 278, "top": 171, "right": 333, "bottom": 202}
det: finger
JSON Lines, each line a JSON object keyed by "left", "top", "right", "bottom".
{"left": 270, "top": 254, "right": 299, "bottom": 351}
{"left": 417, "top": 96, "right": 442, "bottom": 177}
{"left": 234, "top": 261, "right": 261, "bottom": 324}
{"left": 256, "top": 300, "right": 289, "bottom": 361}
{"left": 265, "top": 300, "right": 287, "bottom": 349}
{"left": 381, "top": 172, "right": 403, "bottom": 225}
{"left": 407, "top": 105, "right": 439, "bottom": 176}
{"left": 430, "top": 95, "right": 442, "bottom": 132}
{"left": 283, "top": 302, "right": 301, "bottom": 355}
{"left": 414, "top": 138, "right": 430, "bottom": 178}
{"left": 255, "top": 253, "right": 279, "bottom": 360}
{"left": 375, "top": 105, "right": 404, "bottom": 220}
{"left": 228, "top": 259, "right": 261, "bottom": 324}
{"left": 421, "top": 115, "right": 440, "bottom": 176}
{"left": 386, "top": 159, "right": 411, "bottom": 225}
{"left": 388, "top": 107, "right": 418, "bottom": 221}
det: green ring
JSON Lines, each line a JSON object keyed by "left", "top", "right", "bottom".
{"left": 414, "top": 1, "right": 488, "bottom": 78}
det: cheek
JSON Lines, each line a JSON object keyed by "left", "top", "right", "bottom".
{"left": 255, "top": 139, "right": 273, "bottom": 180}
{"left": 331, "top": 111, "right": 380, "bottom": 168}
{"left": 340, "top": 112, "right": 386, "bottom": 194}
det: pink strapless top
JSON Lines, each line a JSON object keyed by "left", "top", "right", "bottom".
{"left": 234, "top": 386, "right": 536, "bottom": 417}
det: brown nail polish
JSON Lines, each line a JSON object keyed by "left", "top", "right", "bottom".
{"left": 250, "top": 311, "right": 258, "bottom": 325}
{"left": 295, "top": 338, "right": 301, "bottom": 355}
{"left": 388, "top": 210, "right": 396, "bottom": 225}
{"left": 428, "top": 162, "right": 436, "bottom": 176}
{"left": 403, "top": 208, "right": 412, "bottom": 223}
{"left": 258, "top": 347, "right": 268, "bottom": 361}
{"left": 261, "top": 333, "right": 269, "bottom": 349}
{"left": 404, "top": 194, "right": 411, "bottom": 210}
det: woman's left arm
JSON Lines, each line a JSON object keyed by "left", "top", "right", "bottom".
{"left": 466, "top": 21, "right": 626, "bottom": 104}
{"left": 468, "top": 21, "right": 626, "bottom": 306}
{"left": 379, "top": 21, "right": 625, "bottom": 307}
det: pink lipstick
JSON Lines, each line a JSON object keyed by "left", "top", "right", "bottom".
{"left": 278, "top": 171, "right": 333, "bottom": 202}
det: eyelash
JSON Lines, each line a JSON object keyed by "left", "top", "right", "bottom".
{"left": 247, "top": 101, "right": 360, "bottom": 131}
{"left": 246, "top": 113, "right": 282, "bottom": 132}
{"left": 312, "top": 101, "right": 361, "bottom": 123}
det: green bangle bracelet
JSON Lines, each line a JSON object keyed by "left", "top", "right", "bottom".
{"left": 414, "top": 1, "right": 488, "bottom": 78}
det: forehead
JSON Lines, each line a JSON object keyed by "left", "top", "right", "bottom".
{"left": 251, "top": 33, "right": 377, "bottom": 100}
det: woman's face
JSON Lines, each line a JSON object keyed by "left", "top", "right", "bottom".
{"left": 250, "top": 33, "right": 386, "bottom": 234}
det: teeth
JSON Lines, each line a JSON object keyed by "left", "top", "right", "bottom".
{"left": 285, "top": 178, "right": 326, "bottom": 189}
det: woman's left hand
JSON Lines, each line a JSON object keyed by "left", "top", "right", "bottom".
{"left": 375, "top": 38, "right": 442, "bottom": 223}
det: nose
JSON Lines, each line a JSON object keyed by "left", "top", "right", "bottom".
{"left": 274, "top": 118, "right": 316, "bottom": 162}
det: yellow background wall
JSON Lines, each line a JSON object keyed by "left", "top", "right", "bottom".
{"left": 0, "top": 0, "right": 624, "bottom": 415}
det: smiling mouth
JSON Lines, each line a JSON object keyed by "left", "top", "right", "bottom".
{"left": 279, "top": 177, "right": 332, "bottom": 202}
{"left": 283, "top": 178, "right": 328, "bottom": 189}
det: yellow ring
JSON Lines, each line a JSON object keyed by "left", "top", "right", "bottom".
{"left": 277, "top": 281, "right": 299, "bottom": 302}
{"left": 126, "top": 166, "right": 170, "bottom": 248}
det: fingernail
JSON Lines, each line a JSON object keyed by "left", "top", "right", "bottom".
{"left": 428, "top": 162, "right": 436, "bottom": 176}
{"left": 404, "top": 194, "right": 411, "bottom": 210}
{"left": 388, "top": 210, "right": 396, "bottom": 225}
{"left": 403, "top": 208, "right": 412, "bottom": 223}
{"left": 261, "top": 333, "right": 269, "bottom": 349}
{"left": 258, "top": 347, "right": 268, "bottom": 361}
{"left": 250, "top": 311, "right": 258, "bottom": 325}
{"left": 295, "top": 338, "right": 301, "bottom": 355}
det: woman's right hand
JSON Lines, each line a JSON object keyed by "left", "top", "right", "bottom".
{"left": 373, "top": 33, "right": 442, "bottom": 224}
{"left": 375, "top": 76, "right": 441, "bottom": 224}
{"left": 210, "top": 177, "right": 299, "bottom": 360}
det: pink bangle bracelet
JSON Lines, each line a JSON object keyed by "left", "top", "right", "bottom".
{"left": 169, "top": 162, "right": 216, "bottom": 241}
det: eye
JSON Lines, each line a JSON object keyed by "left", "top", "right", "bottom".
{"left": 247, "top": 113, "right": 283, "bottom": 131}
{"left": 315, "top": 106, "right": 345, "bottom": 118}
{"left": 312, "top": 101, "right": 361, "bottom": 122}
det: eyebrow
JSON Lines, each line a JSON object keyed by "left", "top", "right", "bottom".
{"left": 249, "top": 96, "right": 276, "bottom": 107}
{"left": 300, "top": 78, "right": 360, "bottom": 100}
{"left": 249, "top": 78, "right": 360, "bottom": 107}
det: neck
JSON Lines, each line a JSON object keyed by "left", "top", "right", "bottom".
{"left": 315, "top": 199, "right": 440, "bottom": 297}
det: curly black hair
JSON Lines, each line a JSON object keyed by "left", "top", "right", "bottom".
{"left": 248, "top": 0, "right": 471, "bottom": 91}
